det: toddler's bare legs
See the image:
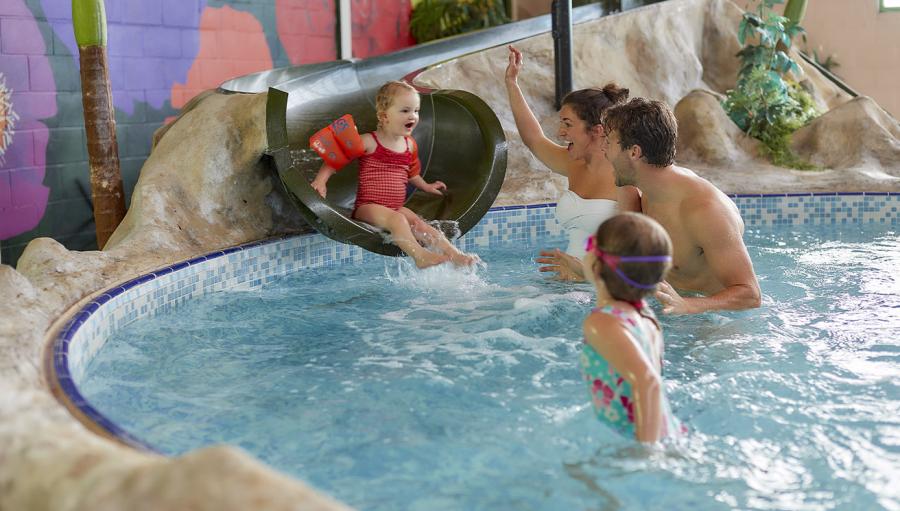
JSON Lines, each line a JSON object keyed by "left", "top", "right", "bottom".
{"left": 398, "top": 208, "right": 479, "bottom": 267}
{"left": 354, "top": 204, "right": 449, "bottom": 268}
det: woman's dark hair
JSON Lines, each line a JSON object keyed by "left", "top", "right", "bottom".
{"left": 561, "top": 83, "right": 629, "bottom": 128}
{"left": 591, "top": 213, "right": 672, "bottom": 302}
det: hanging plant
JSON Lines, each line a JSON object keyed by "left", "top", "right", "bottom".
{"left": 410, "top": 0, "right": 510, "bottom": 43}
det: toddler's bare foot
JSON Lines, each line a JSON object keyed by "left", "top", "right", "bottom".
{"left": 414, "top": 252, "right": 450, "bottom": 269}
{"left": 450, "top": 252, "right": 480, "bottom": 267}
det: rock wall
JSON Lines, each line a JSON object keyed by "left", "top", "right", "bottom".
{"left": 415, "top": 0, "right": 897, "bottom": 203}
{"left": 0, "top": 91, "right": 348, "bottom": 511}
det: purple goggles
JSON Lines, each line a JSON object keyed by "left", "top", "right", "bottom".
{"left": 585, "top": 235, "right": 671, "bottom": 290}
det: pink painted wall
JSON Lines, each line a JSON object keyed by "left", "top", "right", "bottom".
{"left": 798, "top": 0, "right": 900, "bottom": 118}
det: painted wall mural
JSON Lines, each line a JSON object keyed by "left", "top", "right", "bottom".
{"left": 0, "top": 0, "right": 413, "bottom": 264}
{"left": 0, "top": 0, "right": 54, "bottom": 242}
{"left": 0, "top": 73, "right": 19, "bottom": 161}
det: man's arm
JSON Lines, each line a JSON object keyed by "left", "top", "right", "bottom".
{"left": 656, "top": 200, "right": 761, "bottom": 314}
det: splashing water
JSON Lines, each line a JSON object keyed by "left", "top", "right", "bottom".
{"left": 78, "top": 224, "right": 900, "bottom": 511}
{"left": 289, "top": 148, "right": 321, "bottom": 169}
{"left": 382, "top": 255, "right": 490, "bottom": 295}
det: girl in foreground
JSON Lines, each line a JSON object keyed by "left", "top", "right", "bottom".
{"left": 311, "top": 81, "right": 478, "bottom": 268}
{"left": 581, "top": 213, "right": 684, "bottom": 442}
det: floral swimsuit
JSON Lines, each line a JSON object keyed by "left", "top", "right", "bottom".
{"left": 580, "top": 304, "right": 684, "bottom": 438}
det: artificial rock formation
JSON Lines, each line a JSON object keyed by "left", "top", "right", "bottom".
{"left": 1, "top": 0, "right": 899, "bottom": 509}
{"left": 673, "top": 89, "right": 761, "bottom": 166}
{"left": 793, "top": 96, "right": 900, "bottom": 172}
{"left": 0, "top": 91, "right": 348, "bottom": 511}
{"left": 415, "top": 0, "right": 897, "bottom": 203}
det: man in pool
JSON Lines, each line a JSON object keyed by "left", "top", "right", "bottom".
{"left": 539, "top": 98, "right": 761, "bottom": 314}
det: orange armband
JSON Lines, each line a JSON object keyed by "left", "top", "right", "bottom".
{"left": 408, "top": 136, "right": 421, "bottom": 178}
{"left": 309, "top": 114, "right": 365, "bottom": 170}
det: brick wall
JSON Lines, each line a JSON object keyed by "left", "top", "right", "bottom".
{"left": 0, "top": 0, "right": 413, "bottom": 266}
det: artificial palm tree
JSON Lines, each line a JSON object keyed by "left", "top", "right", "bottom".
{"left": 73, "top": 0, "right": 125, "bottom": 249}
{"left": 783, "top": 0, "right": 808, "bottom": 25}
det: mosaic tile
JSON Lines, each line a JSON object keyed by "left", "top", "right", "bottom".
{"left": 58, "top": 193, "right": 900, "bottom": 394}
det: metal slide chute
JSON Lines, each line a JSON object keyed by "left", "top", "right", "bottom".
{"left": 222, "top": 4, "right": 627, "bottom": 256}
{"left": 263, "top": 67, "right": 506, "bottom": 256}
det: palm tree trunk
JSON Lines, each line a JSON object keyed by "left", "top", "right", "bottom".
{"left": 74, "top": 0, "right": 125, "bottom": 249}
{"left": 783, "top": 0, "right": 808, "bottom": 25}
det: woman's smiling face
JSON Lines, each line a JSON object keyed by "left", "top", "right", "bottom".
{"left": 557, "top": 104, "right": 598, "bottom": 162}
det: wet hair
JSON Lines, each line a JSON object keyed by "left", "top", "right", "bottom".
{"left": 561, "top": 83, "right": 629, "bottom": 129}
{"left": 590, "top": 212, "right": 672, "bottom": 303}
{"left": 375, "top": 80, "right": 418, "bottom": 118}
{"left": 602, "top": 98, "right": 677, "bottom": 166}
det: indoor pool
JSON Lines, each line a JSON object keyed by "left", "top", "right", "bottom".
{"left": 79, "top": 223, "right": 900, "bottom": 511}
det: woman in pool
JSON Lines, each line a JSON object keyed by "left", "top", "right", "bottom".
{"left": 504, "top": 46, "right": 639, "bottom": 273}
{"left": 311, "top": 80, "right": 478, "bottom": 269}
{"left": 581, "top": 213, "right": 684, "bottom": 441}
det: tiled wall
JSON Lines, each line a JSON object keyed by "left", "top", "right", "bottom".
{"left": 52, "top": 192, "right": 900, "bottom": 446}
{"left": 732, "top": 192, "right": 900, "bottom": 226}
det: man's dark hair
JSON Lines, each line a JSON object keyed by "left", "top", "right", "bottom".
{"left": 602, "top": 98, "right": 677, "bottom": 166}
{"left": 561, "top": 83, "right": 629, "bottom": 129}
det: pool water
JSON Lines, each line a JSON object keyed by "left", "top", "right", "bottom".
{"left": 79, "top": 224, "right": 900, "bottom": 510}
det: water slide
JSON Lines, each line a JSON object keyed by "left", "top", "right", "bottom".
{"left": 218, "top": 4, "right": 611, "bottom": 256}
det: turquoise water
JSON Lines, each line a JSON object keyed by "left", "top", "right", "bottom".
{"left": 79, "top": 224, "right": 900, "bottom": 510}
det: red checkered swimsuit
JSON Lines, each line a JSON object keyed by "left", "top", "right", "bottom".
{"left": 354, "top": 132, "right": 421, "bottom": 213}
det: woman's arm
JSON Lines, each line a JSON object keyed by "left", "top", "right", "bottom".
{"left": 583, "top": 313, "right": 664, "bottom": 442}
{"left": 505, "top": 46, "right": 573, "bottom": 176}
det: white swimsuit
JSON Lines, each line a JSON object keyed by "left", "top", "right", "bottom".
{"left": 556, "top": 190, "right": 618, "bottom": 257}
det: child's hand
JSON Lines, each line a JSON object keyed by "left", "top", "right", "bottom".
{"left": 311, "top": 179, "right": 327, "bottom": 198}
{"left": 425, "top": 181, "right": 447, "bottom": 195}
{"left": 506, "top": 45, "right": 523, "bottom": 84}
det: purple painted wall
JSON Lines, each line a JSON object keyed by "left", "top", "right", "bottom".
{"left": 0, "top": 0, "right": 53, "bottom": 241}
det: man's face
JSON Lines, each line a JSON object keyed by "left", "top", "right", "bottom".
{"left": 605, "top": 129, "right": 636, "bottom": 187}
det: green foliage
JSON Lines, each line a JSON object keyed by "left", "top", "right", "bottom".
{"left": 574, "top": 0, "right": 621, "bottom": 10}
{"left": 72, "top": 0, "right": 107, "bottom": 47}
{"left": 410, "top": 0, "right": 510, "bottom": 44}
{"left": 722, "top": 0, "right": 819, "bottom": 169}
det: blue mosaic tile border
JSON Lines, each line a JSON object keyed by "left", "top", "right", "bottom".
{"left": 730, "top": 192, "right": 900, "bottom": 226}
{"left": 50, "top": 192, "right": 900, "bottom": 449}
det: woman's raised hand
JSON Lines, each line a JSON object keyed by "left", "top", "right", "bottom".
{"left": 505, "top": 45, "right": 524, "bottom": 84}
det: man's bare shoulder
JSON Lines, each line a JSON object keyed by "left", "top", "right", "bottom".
{"left": 674, "top": 167, "right": 742, "bottom": 226}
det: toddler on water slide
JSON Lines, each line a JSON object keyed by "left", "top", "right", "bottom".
{"left": 310, "top": 81, "right": 478, "bottom": 268}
